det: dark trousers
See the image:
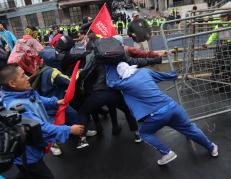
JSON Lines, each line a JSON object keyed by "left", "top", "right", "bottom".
{"left": 65, "top": 106, "right": 87, "bottom": 126}
{"left": 16, "top": 159, "right": 54, "bottom": 179}
{"left": 79, "top": 89, "right": 138, "bottom": 131}
{"left": 118, "top": 27, "right": 123, "bottom": 34}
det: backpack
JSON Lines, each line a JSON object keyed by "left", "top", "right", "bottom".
{"left": 70, "top": 43, "right": 86, "bottom": 55}
{"left": 94, "top": 37, "right": 125, "bottom": 64}
{"left": 39, "top": 46, "right": 59, "bottom": 68}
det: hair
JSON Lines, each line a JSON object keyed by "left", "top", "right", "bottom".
{"left": 52, "top": 25, "right": 59, "bottom": 31}
{"left": 78, "top": 29, "right": 86, "bottom": 35}
{"left": 88, "top": 32, "right": 97, "bottom": 41}
{"left": 0, "top": 21, "right": 6, "bottom": 29}
{"left": 192, "top": 5, "right": 197, "bottom": 11}
{"left": 0, "top": 64, "right": 19, "bottom": 87}
{"left": 220, "top": 13, "right": 230, "bottom": 20}
{"left": 83, "top": 16, "right": 89, "bottom": 24}
{"left": 27, "top": 25, "right": 37, "bottom": 31}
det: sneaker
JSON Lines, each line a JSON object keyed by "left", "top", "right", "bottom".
{"left": 76, "top": 138, "right": 89, "bottom": 149}
{"left": 157, "top": 151, "right": 177, "bottom": 165}
{"left": 134, "top": 134, "right": 142, "bottom": 143}
{"left": 210, "top": 143, "right": 218, "bottom": 157}
{"left": 86, "top": 130, "right": 97, "bottom": 137}
{"left": 50, "top": 144, "right": 62, "bottom": 156}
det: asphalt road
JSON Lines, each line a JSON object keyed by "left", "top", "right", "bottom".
{"left": 2, "top": 82, "right": 231, "bottom": 179}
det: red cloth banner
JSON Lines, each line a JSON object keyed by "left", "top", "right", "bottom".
{"left": 90, "top": 3, "right": 117, "bottom": 37}
{"left": 54, "top": 60, "right": 80, "bottom": 125}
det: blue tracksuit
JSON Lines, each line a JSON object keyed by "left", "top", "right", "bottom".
{"left": 2, "top": 89, "right": 71, "bottom": 165}
{"left": 106, "top": 66, "right": 213, "bottom": 154}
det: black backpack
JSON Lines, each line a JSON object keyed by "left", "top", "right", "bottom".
{"left": 94, "top": 37, "right": 125, "bottom": 64}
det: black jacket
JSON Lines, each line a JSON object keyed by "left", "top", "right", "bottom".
{"left": 127, "top": 18, "right": 151, "bottom": 42}
{"left": 0, "top": 47, "right": 9, "bottom": 67}
{"left": 79, "top": 52, "right": 162, "bottom": 95}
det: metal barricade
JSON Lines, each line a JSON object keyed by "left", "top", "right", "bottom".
{"left": 161, "top": 9, "right": 231, "bottom": 121}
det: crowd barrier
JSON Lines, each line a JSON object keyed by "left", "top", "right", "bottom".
{"left": 161, "top": 9, "right": 231, "bottom": 121}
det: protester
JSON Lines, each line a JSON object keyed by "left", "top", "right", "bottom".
{"left": 0, "top": 22, "right": 17, "bottom": 52}
{"left": 29, "top": 65, "right": 96, "bottom": 151}
{"left": 106, "top": 62, "right": 218, "bottom": 165}
{"left": 0, "top": 46, "right": 9, "bottom": 66}
{"left": 77, "top": 30, "right": 88, "bottom": 46}
{"left": 80, "top": 16, "right": 93, "bottom": 34}
{"left": 75, "top": 34, "right": 166, "bottom": 147}
{"left": 127, "top": 11, "right": 151, "bottom": 50}
{"left": 0, "top": 64, "right": 84, "bottom": 179}
{"left": 49, "top": 25, "right": 63, "bottom": 47}
{"left": 7, "top": 26, "right": 44, "bottom": 75}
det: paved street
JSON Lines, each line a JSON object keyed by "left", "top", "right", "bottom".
{"left": 3, "top": 83, "right": 231, "bottom": 179}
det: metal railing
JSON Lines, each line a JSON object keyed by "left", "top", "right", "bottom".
{"left": 161, "top": 9, "right": 231, "bottom": 121}
{"left": 210, "top": 0, "right": 229, "bottom": 8}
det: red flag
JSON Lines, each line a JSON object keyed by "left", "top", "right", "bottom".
{"left": 54, "top": 60, "right": 80, "bottom": 125}
{"left": 90, "top": 3, "right": 117, "bottom": 37}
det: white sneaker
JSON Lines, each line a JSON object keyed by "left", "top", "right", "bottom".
{"left": 157, "top": 151, "right": 177, "bottom": 165}
{"left": 50, "top": 144, "right": 62, "bottom": 156}
{"left": 210, "top": 143, "right": 218, "bottom": 157}
{"left": 76, "top": 137, "right": 89, "bottom": 149}
{"left": 86, "top": 130, "right": 97, "bottom": 137}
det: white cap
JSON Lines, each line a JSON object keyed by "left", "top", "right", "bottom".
{"left": 132, "top": 11, "right": 139, "bottom": 17}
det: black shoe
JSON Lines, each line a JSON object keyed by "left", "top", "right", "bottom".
{"left": 112, "top": 126, "right": 122, "bottom": 136}
{"left": 134, "top": 134, "right": 142, "bottom": 143}
{"left": 76, "top": 137, "right": 89, "bottom": 149}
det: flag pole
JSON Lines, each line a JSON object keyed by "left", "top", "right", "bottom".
{"left": 81, "top": 28, "right": 91, "bottom": 46}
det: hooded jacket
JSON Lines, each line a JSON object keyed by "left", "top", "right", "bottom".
{"left": 106, "top": 66, "right": 177, "bottom": 120}
{"left": 2, "top": 89, "right": 70, "bottom": 165}
{"left": 0, "top": 29, "right": 17, "bottom": 51}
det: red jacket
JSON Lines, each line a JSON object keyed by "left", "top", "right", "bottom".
{"left": 124, "top": 46, "right": 160, "bottom": 58}
{"left": 50, "top": 34, "right": 63, "bottom": 47}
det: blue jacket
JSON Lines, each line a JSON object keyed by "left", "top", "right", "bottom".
{"left": 106, "top": 66, "right": 177, "bottom": 120}
{"left": 2, "top": 89, "right": 70, "bottom": 165}
{"left": 0, "top": 29, "right": 17, "bottom": 51}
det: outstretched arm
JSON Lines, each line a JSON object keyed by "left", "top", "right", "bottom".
{"left": 148, "top": 69, "right": 177, "bottom": 83}
{"left": 126, "top": 56, "right": 162, "bottom": 67}
{"left": 125, "top": 46, "right": 161, "bottom": 58}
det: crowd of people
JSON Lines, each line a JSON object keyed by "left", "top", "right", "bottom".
{"left": 0, "top": 8, "right": 221, "bottom": 179}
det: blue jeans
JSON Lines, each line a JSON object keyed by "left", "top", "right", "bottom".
{"left": 139, "top": 101, "right": 213, "bottom": 155}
